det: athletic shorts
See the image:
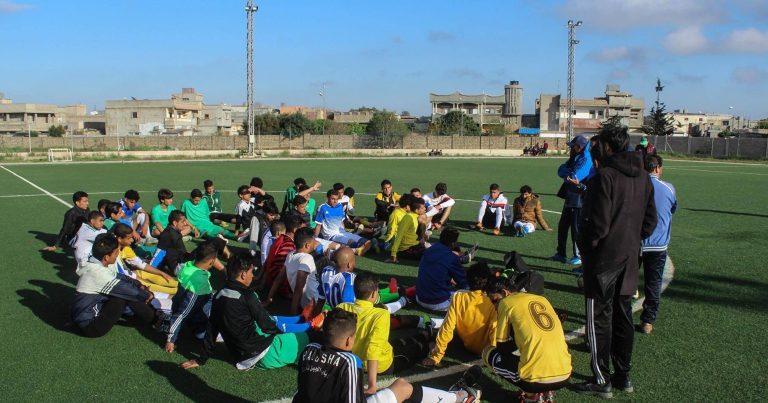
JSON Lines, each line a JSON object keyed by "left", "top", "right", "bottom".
{"left": 366, "top": 388, "right": 397, "bottom": 403}
{"left": 330, "top": 231, "right": 367, "bottom": 248}
{"left": 255, "top": 332, "right": 309, "bottom": 369}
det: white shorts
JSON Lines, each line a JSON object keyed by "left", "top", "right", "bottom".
{"left": 416, "top": 294, "right": 452, "bottom": 312}
{"left": 366, "top": 388, "right": 397, "bottom": 403}
{"left": 330, "top": 231, "right": 367, "bottom": 248}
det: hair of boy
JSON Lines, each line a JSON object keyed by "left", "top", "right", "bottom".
{"left": 72, "top": 191, "right": 88, "bottom": 203}
{"left": 194, "top": 241, "right": 219, "bottom": 263}
{"left": 92, "top": 233, "right": 119, "bottom": 261}
{"left": 380, "top": 179, "right": 392, "bottom": 188}
{"left": 271, "top": 221, "right": 286, "bottom": 235}
{"left": 250, "top": 177, "right": 264, "bottom": 188}
{"left": 353, "top": 272, "right": 378, "bottom": 300}
{"left": 297, "top": 183, "right": 310, "bottom": 192}
{"left": 598, "top": 125, "right": 629, "bottom": 153}
{"left": 489, "top": 183, "right": 500, "bottom": 191}
{"left": 106, "top": 202, "right": 122, "bottom": 218}
{"left": 344, "top": 187, "right": 355, "bottom": 197}
{"left": 283, "top": 214, "right": 303, "bottom": 233}
{"left": 435, "top": 182, "right": 448, "bottom": 195}
{"left": 112, "top": 222, "right": 133, "bottom": 238}
{"left": 333, "top": 183, "right": 344, "bottom": 192}
{"left": 294, "top": 227, "right": 315, "bottom": 250}
{"left": 409, "top": 197, "right": 425, "bottom": 212}
{"left": 326, "top": 189, "right": 336, "bottom": 198}
{"left": 398, "top": 193, "right": 412, "bottom": 208}
{"left": 190, "top": 189, "right": 203, "bottom": 199}
{"left": 467, "top": 261, "right": 491, "bottom": 291}
{"left": 203, "top": 179, "right": 213, "bottom": 189}
{"left": 410, "top": 187, "right": 421, "bottom": 194}
{"left": 294, "top": 177, "right": 307, "bottom": 187}
{"left": 292, "top": 195, "right": 307, "bottom": 206}
{"left": 227, "top": 252, "right": 255, "bottom": 280}
{"left": 157, "top": 188, "right": 173, "bottom": 201}
{"left": 97, "top": 198, "right": 111, "bottom": 211}
{"left": 645, "top": 154, "right": 663, "bottom": 172}
{"left": 124, "top": 189, "right": 140, "bottom": 202}
{"left": 237, "top": 185, "right": 250, "bottom": 195}
{"left": 168, "top": 209, "right": 186, "bottom": 225}
{"left": 262, "top": 200, "right": 279, "bottom": 215}
{"left": 520, "top": 185, "right": 532, "bottom": 194}
{"left": 439, "top": 226, "right": 459, "bottom": 246}
{"left": 87, "top": 210, "right": 104, "bottom": 222}
{"left": 322, "top": 308, "right": 358, "bottom": 345}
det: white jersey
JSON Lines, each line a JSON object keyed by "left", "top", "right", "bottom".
{"left": 423, "top": 192, "right": 455, "bottom": 217}
{"left": 478, "top": 193, "right": 509, "bottom": 228}
{"left": 320, "top": 265, "right": 356, "bottom": 308}
{"left": 285, "top": 252, "right": 322, "bottom": 308}
{"left": 236, "top": 199, "right": 254, "bottom": 217}
{"left": 73, "top": 224, "right": 107, "bottom": 265}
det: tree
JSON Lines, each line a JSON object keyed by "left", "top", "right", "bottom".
{"left": 366, "top": 111, "right": 407, "bottom": 148}
{"left": 400, "top": 110, "right": 411, "bottom": 117}
{"left": 600, "top": 114, "right": 625, "bottom": 130}
{"left": 757, "top": 119, "right": 768, "bottom": 130}
{"left": 350, "top": 122, "right": 366, "bottom": 136}
{"left": 434, "top": 111, "right": 480, "bottom": 136}
{"left": 248, "top": 113, "right": 279, "bottom": 135}
{"left": 48, "top": 125, "right": 66, "bottom": 137}
{"left": 642, "top": 101, "right": 675, "bottom": 137}
{"left": 278, "top": 113, "right": 312, "bottom": 138}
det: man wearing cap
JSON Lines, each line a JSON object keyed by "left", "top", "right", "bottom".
{"left": 551, "top": 135, "right": 593, "bottom": 265}
{"left": 635, "top": 137, "right": 656, "bottom": 157}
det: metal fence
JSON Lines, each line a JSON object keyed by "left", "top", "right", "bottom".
{"left": 629, "top": 135, "right": 768, "bottom": 159}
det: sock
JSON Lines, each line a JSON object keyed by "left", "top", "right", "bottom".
{"left": 431, "top": 317, "right": 445, "bottom": 329}
{"left": 384, "top": 297, "right": 406, "bottom": 314}
{"left": 388, "top": 277, "right": 398, "bottom": 293}
{"left": 420, "top": 386, "right": 458, "bottom": 403}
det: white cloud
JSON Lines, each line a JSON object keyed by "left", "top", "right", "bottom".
{"left": 588, "top": 46, "right": 648, "bottom": 69}
{"left": 0, "top": 0, "right": 31, "bottom": 13}
{"left": 663, "top": 26, "right": 711, "bottom": 54}
{"left": 722, "top": 29, "right": 768, "bottom": 53}
{"left": 732, "top": 67, "right": 768, "bottom": 83}
{"left": 559, "top": 0, "right": 726, "bottom": 31}
{"left": 589, "top": 47, "right": 630, "bottom": 63}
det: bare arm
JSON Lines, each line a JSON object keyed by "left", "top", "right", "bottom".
{"left": 264, "top": 266, "right": 287, "bottom": 306}
{"left": 365, "top": 360, "right": 379, "bottom": 395}
{"left": 290, "top": 270, "right": 308, "bottom": 315}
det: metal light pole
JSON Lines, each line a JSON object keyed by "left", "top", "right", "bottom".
{"left": 566, "top": 20, "right": 582, "bottom": 142}
{"left": 319, "top": 82, "right": 327, "bottom": 136}
{"left": 27, "top": 121, "right": 32, "bottom": 154}
{"left": 245, "top": 1, "right": 258, "bottom": 155}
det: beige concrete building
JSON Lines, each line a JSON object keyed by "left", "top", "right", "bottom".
{"left": 430, "top": 81, "right": 524, "bottom": 129}
{"left": 669, "top": 110, "right": 735, "bottom": 136}
{"left": 199, "top": 104, "right": 235, "bottom": 136}
{"left": 536, "top": 85, "right": 644, "bottom": 133}
{"left": 331, "top": 111, "right": 374, "bottom": 124}
{"left": 0, "top": 93, "right": 87, "bottom": 135}
{"left": 105, "top": 88, "right": 203, "bottom": 136}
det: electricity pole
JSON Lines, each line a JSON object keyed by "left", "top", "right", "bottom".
{"left": 245, "top": 1, "right": 258, "bottom": 155}
{"left": 567, "top": 20, "right": 582, "bottom": 142}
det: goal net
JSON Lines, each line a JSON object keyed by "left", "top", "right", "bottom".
{"left": 48, "top": 148, "right": 73, "bottom": 162}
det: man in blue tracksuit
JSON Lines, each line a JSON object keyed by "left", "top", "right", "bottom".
{"left": 639, "top": 154, "right": 677, "bottom": 334}
{"left": 415, "top": 227, "right": 469, "bottom": 312}
{"left": 552, "top": 135, "right": 594, "bottom": 265}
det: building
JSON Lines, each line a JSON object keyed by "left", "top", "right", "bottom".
{"left": 199, "top": 104, "right": 234, "bottom": 136}
{"left": 430, "top": 81, "right": 524, "bottom": 130}
{"left": 536, "top": 84, "right": 645, "bottom": 133}
{"left": 669, "top": 110, "right": 738, "bottom": 136}
{"left": 230, "top": 103, "right": 276, "bottom": 134}
{"left": 331, "top": 111, "right": 374, "bottom": 124}
{"left": 278, "top": 104, "right": 326, "bottom": 120}
{"left": 105, "top": 88, "right": 203, "bottom": 136}
{"left": 0, "top": 93, "right": 87, "bottom": 135}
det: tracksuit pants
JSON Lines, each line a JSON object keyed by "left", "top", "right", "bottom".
{"left": 556, "top": 207, "right": 581, "bottom": 258}
{"left": 484, "top": 347, "right": 570, "bottom": 393}
{"left": 584, "top": 265, "right": 634, "bottom": 385}
{"left": 640, "top": 250, "right": 667, "bottom": 325}
{"left": 81, "top": 297, "right": 157, "bottom": 338}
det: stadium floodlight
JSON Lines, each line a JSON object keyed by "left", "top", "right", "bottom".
{"left": 566, "top": 20, "right": 582, "bottom": 142}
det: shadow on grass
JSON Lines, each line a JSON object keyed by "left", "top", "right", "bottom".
{"left": 145, "top": 360, "right": 249, "bottom": 402}
{"left": 17, "top": 279, "right": 77, "bottom": 333}
{"left": 664, "top": 272, "right": 767, "bottom": 313}
{"left": 29, "top": 230, "right": 79, "bottom": 285}
{"left": 683, "top": 208, "right": 768, "bottom": 219}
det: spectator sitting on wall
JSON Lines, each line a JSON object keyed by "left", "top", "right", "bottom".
{"left": 542, "top": 141, "right": 549, "bottom": 155}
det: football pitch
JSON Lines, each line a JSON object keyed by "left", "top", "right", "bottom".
{"left": 1, "top": 157, "right": 766, "bottom": 402}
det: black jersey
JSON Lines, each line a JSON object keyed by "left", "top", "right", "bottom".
{"left": 293, "top": 342, "right": 365, "bottom": 403}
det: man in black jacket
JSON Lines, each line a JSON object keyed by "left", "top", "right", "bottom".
{"left": 574, "top": 127, "right": 657, "bottom": 398}
{"left": 44, "top": 191, "right": 90, "bottom": 251}
{"left": 180, "top": 254, "right": 309, "bottom": 371}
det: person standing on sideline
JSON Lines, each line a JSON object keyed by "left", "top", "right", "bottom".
{"left": 638, "top": 154, "right": 676, "bottom": 334}
{"left": 551, "top": 135, "right": 592, "bottom": 265}
{"left": 574, "top": 127, "right": 657, "bottom": 398}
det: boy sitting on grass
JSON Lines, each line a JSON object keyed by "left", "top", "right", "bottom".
{"left": 414, "top": 227, "right": 469, "bottom": 312}
{"left": 422, "top": 262, "right": 497, "bottom": 367}
{"left": 268, "top": 227, "right": 323, "bottom": 316}
{"left": 112, "top": 223, "right": 178, "bottom": 296}
{"left": 261, "top": 221, "right": 285, "bottom": 267}
{"left": 262, "top": 215, "right": 302, "bottom": 295}
{"left": 44, "top": 190, "right": 90, "bottom": 251}
{"left": 315, "top": 189, "right": 372, "bottom": 257}
{"left": 118, "top": 189, "right": 151, "bottom": 241}
{"left": 181, "top": 189, "right": 238, "bottom": 240}
{"left": 73, "top": 211, "right": 107, "bottom": 265}
{"left": 388, "top": 197, "right": 427, "bottom": 264}
{"left": 180, "top": 254, "right": 310, "bottom": 371}
{"left": 150, "top": 188, "right": 196, "bottom": 238}
{"left": 151, "top": 210, "right": 190, "bottom": 276}
{"left": 71, "top": 233, "right": 163, "bottom": 338}
{"left": 510, "top": 185, "right": 552, "bottom": 237}
{"left": 376, "top": 194, "right": 411, "bottom": 252}
{"left": 294, "top": 308, "right": 481, "bottom": 403}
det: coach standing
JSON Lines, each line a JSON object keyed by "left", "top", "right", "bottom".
{"left": 638, "top": 154, "right": 677, "bottom": 335}
{"left": 574, "top": 127, "right": 657, "bottom": 399}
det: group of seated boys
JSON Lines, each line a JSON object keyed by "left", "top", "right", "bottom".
{"left": 46, "top": 177, "right": 569, "bottom": 403}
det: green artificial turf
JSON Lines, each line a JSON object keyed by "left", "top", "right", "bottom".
{"left": 0, "top": 157, "right": 766, "bottom": 402}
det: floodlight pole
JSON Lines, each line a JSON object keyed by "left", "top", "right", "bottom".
{"left": 28, "top": 121, "right": 32, "bottom": 154}
{"left": 246, "top": 1, "right": 258, "bottom": 155}
{"left": 567, "top": 20, "right": 582, "bottom": 143}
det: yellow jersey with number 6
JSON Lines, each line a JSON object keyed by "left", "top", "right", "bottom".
{"left": 496, "top": 293, "right": 572, "bottom": 383}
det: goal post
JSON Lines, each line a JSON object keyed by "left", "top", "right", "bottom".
{"left": 48, "top": 148, "right": 73, "bottom": 162}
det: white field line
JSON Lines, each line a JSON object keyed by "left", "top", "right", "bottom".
{"left": 261, "top": 260, "right": 676, "bottom": 403}
{"left": 664, "top": 167, "right": 768, "bottom": 176}
{"left": 0, "top": 165, "right": 70, "bottom": 207}
{"left": 666, "top": 158, "right": 768, "bottom": 167}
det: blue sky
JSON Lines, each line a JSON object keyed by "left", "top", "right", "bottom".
{"left": 1, "top": 0, "right": 767, "bottom": 119}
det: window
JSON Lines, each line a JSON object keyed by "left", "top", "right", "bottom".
{"left": 131, "top": 112, "right": 138, "bottom": 119}
{"left": 204, "top": 114, "right": 210, "bottom": 119}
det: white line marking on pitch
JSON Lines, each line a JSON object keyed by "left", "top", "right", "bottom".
{"left": 0, "top": 165, "right": 71, "bottom": 207}
{"left": 261, "top": 259, "right": 676, "bottom": 403}
{"left": 665, "top": 167, "right": 768, "bottom": 176}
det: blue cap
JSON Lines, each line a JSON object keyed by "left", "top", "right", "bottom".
{"left": 567, "top": 135, "right": 588, "bottom": 148}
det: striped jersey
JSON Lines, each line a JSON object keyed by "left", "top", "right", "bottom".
{"left": 293, "top": 342, "right": 364, "bottom": 403}
{"left": 320, "top": 266, "right": 356, "bottom": 308}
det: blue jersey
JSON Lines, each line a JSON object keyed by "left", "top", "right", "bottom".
{"left": 320, "top": 266, "right": 356, "bottom": 308}
{"left": 315, "top": 202, "right": 345, "bottom": 239}
{"left": 119, "top": 198, "right": 143, "bottom": 220}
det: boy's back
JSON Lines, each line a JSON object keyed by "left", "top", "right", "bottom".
{"left": 337, "top": 300, "right": 393, "bottom": 373}
{"left": 320, "top": 266, "right": 355, "bottom": 308}
{"left": 285, "top": 251, "right": 320, "bottom": 308}
{"left": 293, "top": 342, "right": 364, "bottom": 403}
